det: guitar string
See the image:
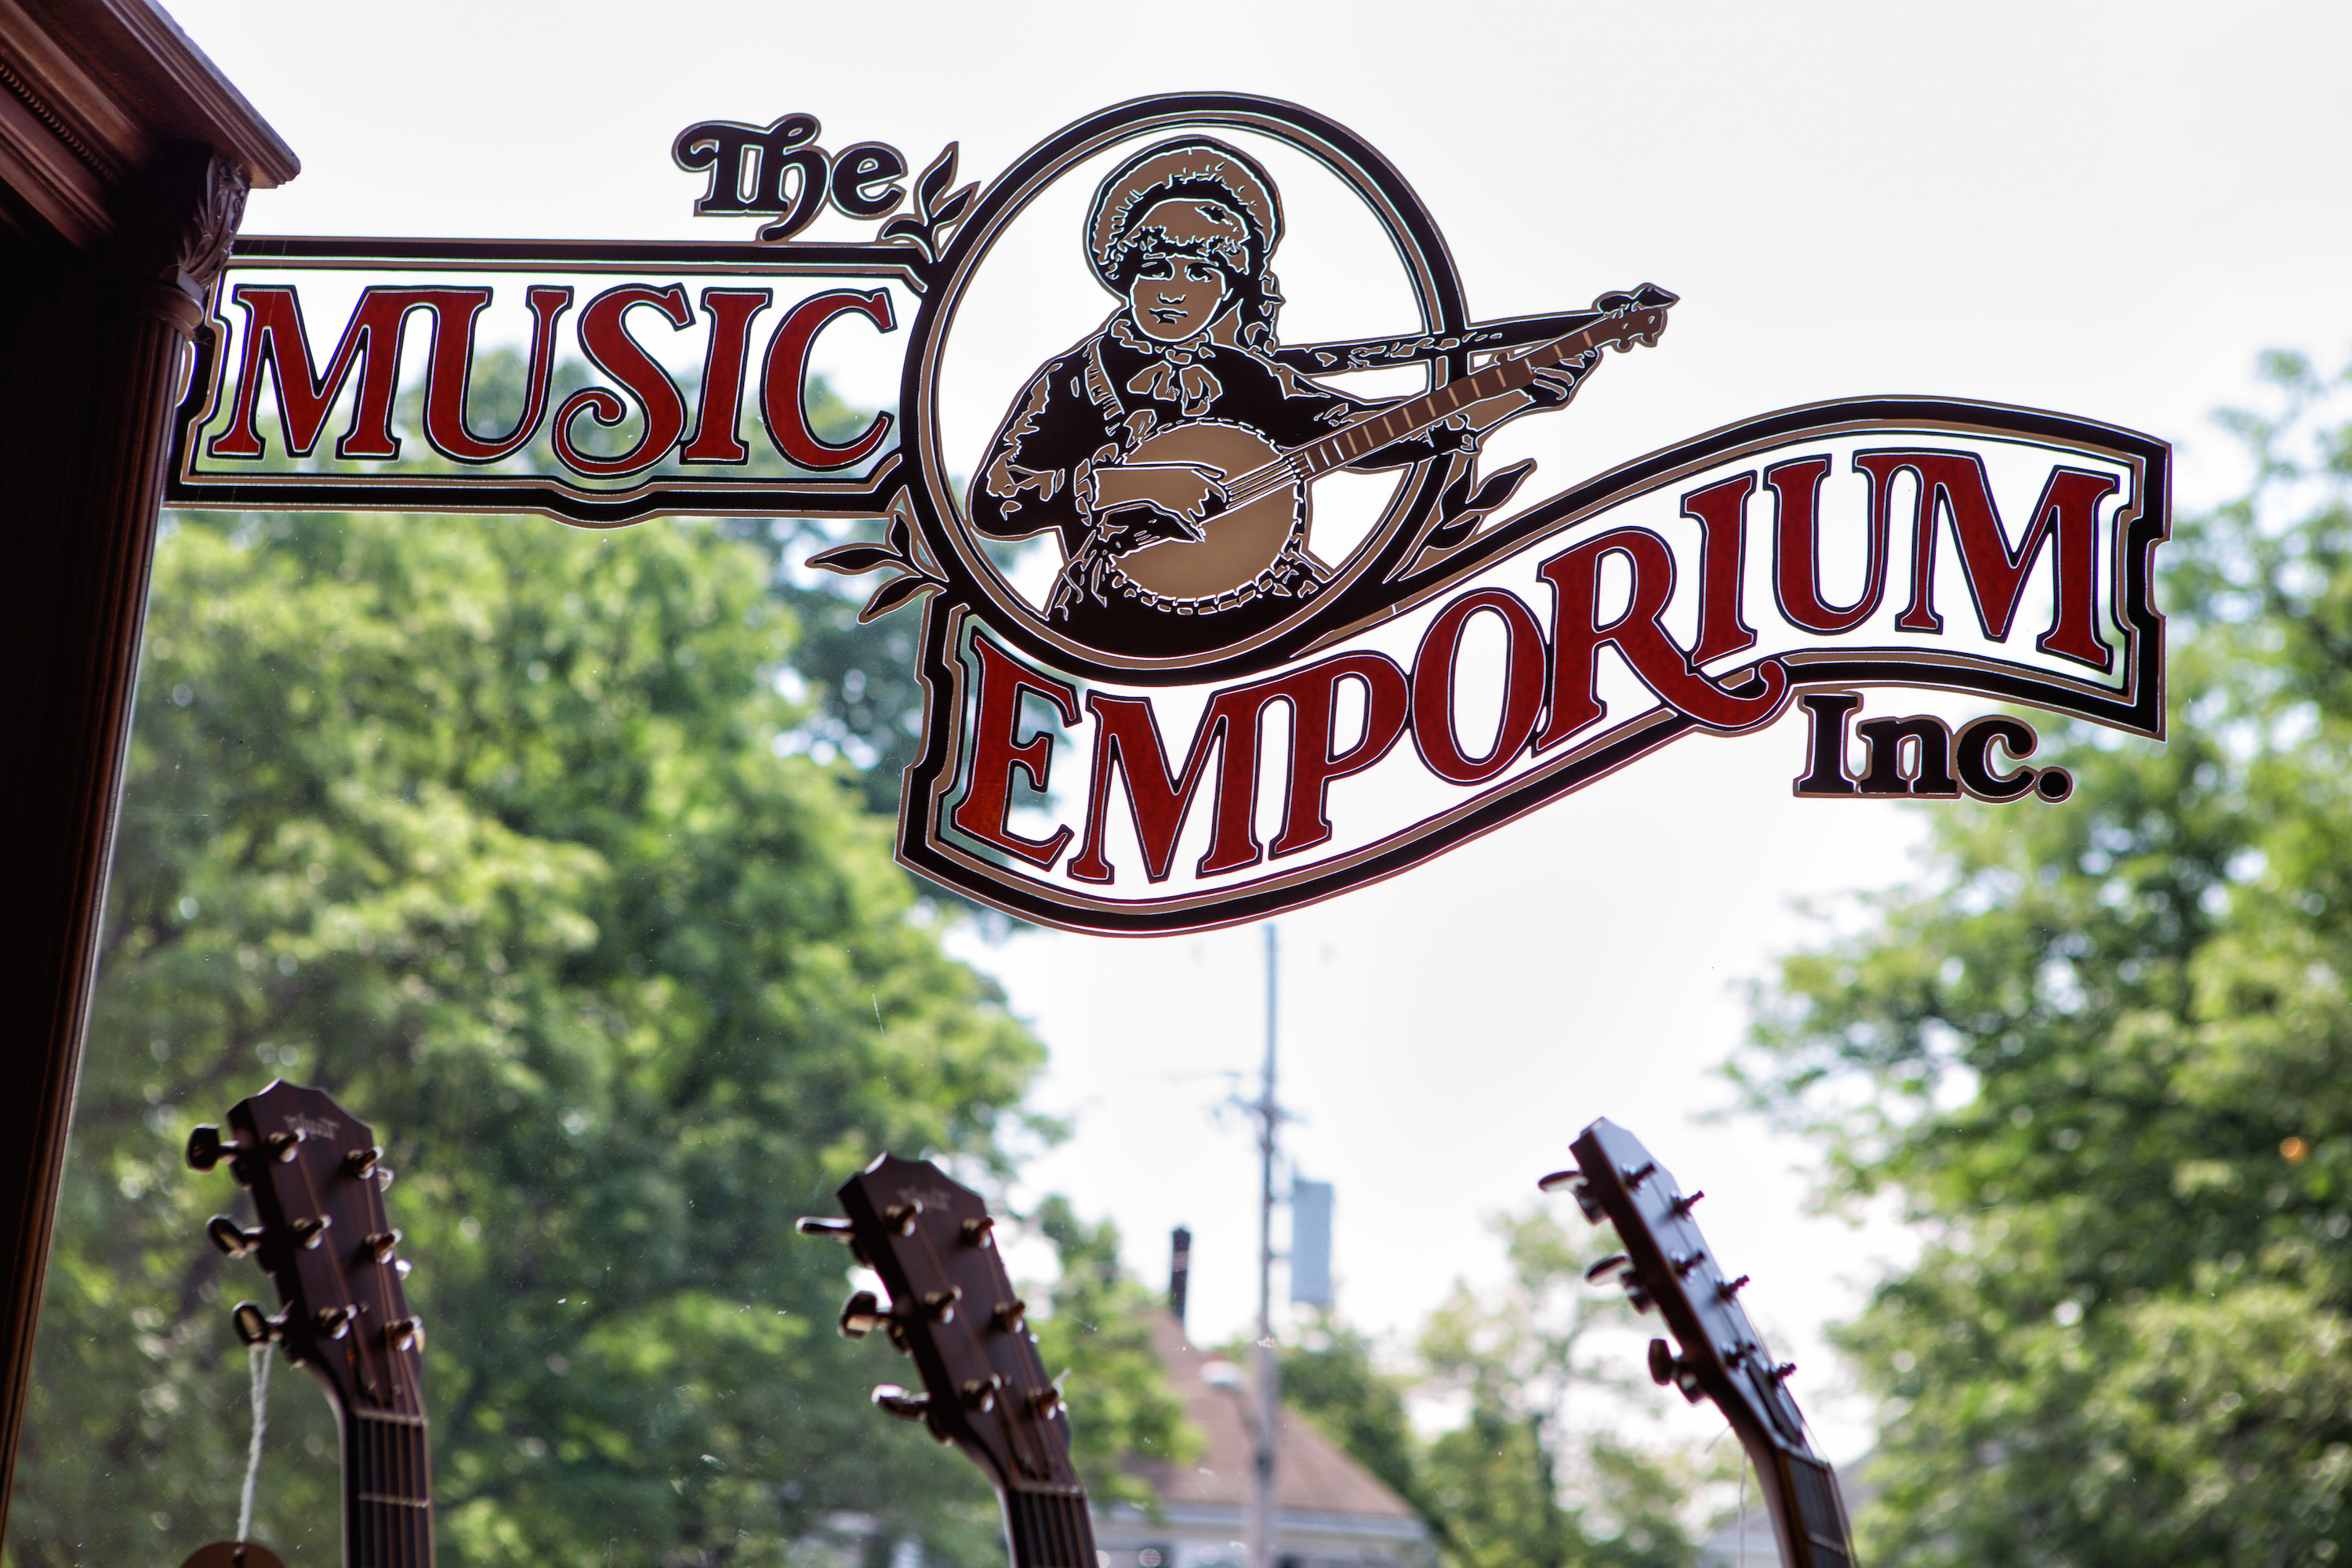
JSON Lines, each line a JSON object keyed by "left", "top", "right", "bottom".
{"left": 296, "top": 1121, "right": 428, "bottom": 1567}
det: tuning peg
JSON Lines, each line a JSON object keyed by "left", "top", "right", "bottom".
{"left": 1773, "top": 1361, "right": 1797, "bottom": 1381}
{"left": 290, "top": 1216, "right": 332, "bottom": 1250}
{"left": 1646, "top": 1338, "right": 1705, "bottom": 1404}
{"left": 1634, "top": 284, "right": 1681, "bottom": 308}
{"left": 1537, "top": 1171, "right": 1606, "bottom": 1225}
{"left": 365, "top": 1230, "right": 401, "bottom": 1265}
{"left": 343, "top": 1146, "right": 380, "bottom": 1180}
{"left": 797, "top": 1215, "right": 855, "bottom": 1241}
{"left": 265, "top": 1129, "right": 305, "bottom": 1163}
{"left": 872, "top": 1385, "right": 929, "bottom": 1421}
{"left": 960, "top": 1374, "right": 1004, "bottom": 1412}
{"left": 839, "top": 1290, "right": 891, "bottom": 1341}
{"left": 992, "top": 1298, "right": 1027, "bottom": 1333}
{"left": 187, "top": 1126, "right": 236, "bottom": 1172}
{"left": 206, "top": 1215, "right": 263, "bottom": 1258}
{"left": 1719, "top": 1274, "right": 1751, "bottom": 1299}
{"left": 1624, "top": 1281, "right": 1654, "bottom": 1314}
{"left": 882, "top": 1202, "right": 921, "bottom": 1236}
{"left": 884, "top": 1318, "right": 911, "bottom": 1355}
{"left": 960, "top": 1215, "right": 995, "bottom": 1247}
{"left": 1583, "top": 1252, "right": 1631, "bottom": 1284}
{"left": 920, "top": 1287, "right": 961, "bottom": 1323}
{"left": 1671, "top": 1249, "right": 1705, "bottom": 1277}
{"left": 1621, "top": 1160, "right": 1656, "bottom": 1188}
{"left": 1671, "top": 1189, "right": 1704, "bottom": 1216}
{"left": 1029, "top": 1383, "right": 1067, "bottom": 1420}
{"left": 387, "top": 1316, "right": 425, "bottom": 1352}
{"left": 314, "top": 1305, "right": 356, "bottom": 1341}
{"left": 230, "top": 1302, "right": 285, "bottom": 1346}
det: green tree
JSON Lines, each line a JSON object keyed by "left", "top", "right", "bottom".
{"left": 1275, "top": 1211, "right": 1698, "bottom": 1568}
{"left": 1025, "top": 1198, "right": 1200, "bottom": 1507}
{"left": 5, "top": 505, "right": 1048, "bottom": 1568}
{"left": 1737, "top": 354, "right": 2352, "bottom": 1566}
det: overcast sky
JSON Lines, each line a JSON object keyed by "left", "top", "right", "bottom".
{"left": 169, "top": 0, "right": 2352, "bottom": 1463}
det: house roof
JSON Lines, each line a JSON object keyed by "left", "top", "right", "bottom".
{"left": 1131, "top": 1315, "right": 1421, "bottom": 1523}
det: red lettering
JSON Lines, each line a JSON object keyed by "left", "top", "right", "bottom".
{"left": 1682, "top": 471, "right": 1759, "bottom": 665}
{"left": 948, "top": 637, "right": 1080, "bottom": 869}
{"left": 207, "top": 285, "right": 445, "bottom": 461}
{"left": 553, "top": 284, "right": 696, "bottom": 477}
{"left": 1769, "top": 454, "right": 1885, "bottom": 633}
{"left": 679, "top": 288, "right": 772, "bottom": 463}
{"left": 417, "top": 285, "right": 572, "bottom": 463}
{"left": 1071, "top": 652, "right": 1409, "bottom": 884}
{"left": 1535, "top": 527, "right": 1788, "bottom": 750}
{"left": 760, "top": 289, "right": 895, "bottom": 470}
{"left": 1864, "top": 450, "right": 2117, "bottom": 672}
{"left": 1410, "top": 589, "right": 1547, "bottom": 785}
{"left": 1268, "top": 653, "right": 1410, "bottom": 859}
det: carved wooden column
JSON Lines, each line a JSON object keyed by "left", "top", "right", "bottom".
{"left": 0, "top": 2, "right": 293, "bottom": 1531}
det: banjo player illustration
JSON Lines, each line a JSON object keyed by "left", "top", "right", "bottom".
{"left": 968, "top": 136, "right": 1598, "bottom": 658}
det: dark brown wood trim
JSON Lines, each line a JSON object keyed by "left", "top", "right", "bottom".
{"left": 0, "top": 1, "right": 290, "bottom": 1540}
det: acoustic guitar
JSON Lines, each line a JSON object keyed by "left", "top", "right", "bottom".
{"left": 1100, "top": 285, "right": 1677, "bottom": 604}
{"left": 800, "top": 1156, "right": 1096, "bottom": 1568}
{"left": 189, "top": 1083, "right": 434, "bottom": 1568}
{"left": 1547, "top": 1118, "right": 1857, "bottom": 1568}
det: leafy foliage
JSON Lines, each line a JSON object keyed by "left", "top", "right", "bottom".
{"left": 1737, "top": 354, "right": 2352, "bottom": 1566}
{"left": 1026, "top": 1198, "right": 1200, "bottom": 1507}
{"left": 7, "top": 506, "right": 1053, "bottom": 1568}
{"left": 1283, "top": 1210, "right": 1700, "bottom": 1568}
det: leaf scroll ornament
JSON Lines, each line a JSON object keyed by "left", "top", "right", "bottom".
{"left": 878, "top": 143, "right": 977, "bottom": 282}
{"left": 807, "top": 492, "right": 947, "bottom": 623}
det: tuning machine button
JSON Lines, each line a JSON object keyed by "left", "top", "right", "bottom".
{"left": 1583, "top": 1253, "right": 1630, "bottom": 1284}
{"left": 1646, "top": 1338, "right": 1705, "bottom": 1404}
{"left": 187, "top": 1126, "right": 238, "bottom": 1172}
{"left": 920, "top": 1287, "right": 961, "bottom": 1323}
{"left": 872, "top": 1385, "right": 930, "bottom": 1421}
{"left": 1537, "top": 1170, "right": 1606, "bottom": 1225}
{"left": 839, "top": 1290, "right": 891, "bottom": 1341}
{"left": 290, "top": 1216, "right": 332, "bottom": 1250}
{"left": 797, "top": 1216, "right": 855, "bottom": 1240}
{"left": 960, "top": 1374, "right": 1004, "bottom": 1411}
{"left": 206, "top": 1215, "right": 263, "bottom": 1258}
{"left": 230, "top": 1301, "right": 285, "bottom": 1345}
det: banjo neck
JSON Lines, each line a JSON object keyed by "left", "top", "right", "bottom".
{"left": 1222, "top": 285, "right": 1675, "bottom": 506}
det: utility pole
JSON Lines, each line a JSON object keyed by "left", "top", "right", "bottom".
{"left": 1248, "top": 923, "right": 1280, "bottom": 1568}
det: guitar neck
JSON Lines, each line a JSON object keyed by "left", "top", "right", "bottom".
{"left": 345, "top": 1407, "right": 435, "bottom": 1568}
{"left": 1287, "top": 322, "right": 1610, "bottom": 481}
{"left": 1002, "top": 1485, "right": 1097, "bottom": 1568}
{"left": 1743, "top": 1437, "right": 1853, "bottom": 1568}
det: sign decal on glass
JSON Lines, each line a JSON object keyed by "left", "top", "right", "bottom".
{"left": 169, "top": 94, "right": 2168, "bottom": 936}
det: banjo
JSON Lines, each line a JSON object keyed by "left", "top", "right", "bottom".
{"left": 1087, "top": 284, "right": 1676, "bottom": 608}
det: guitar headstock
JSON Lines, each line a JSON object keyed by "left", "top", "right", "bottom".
{"left": 1588, "top": 282, "right": 1679, "bottom": 352}
{"left": 800, "top": 1155, "right": 1082, "bottom": 1501}
{"left": 1547, "top": 1119, "right": 1854, "bottom": 1568}
{"left": 188, "top": 1082, "right": 424, "bottom": 1420}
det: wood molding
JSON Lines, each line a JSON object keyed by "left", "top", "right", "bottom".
{"left": 0, "top": 0, "right": 292, "bottom": 1541}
